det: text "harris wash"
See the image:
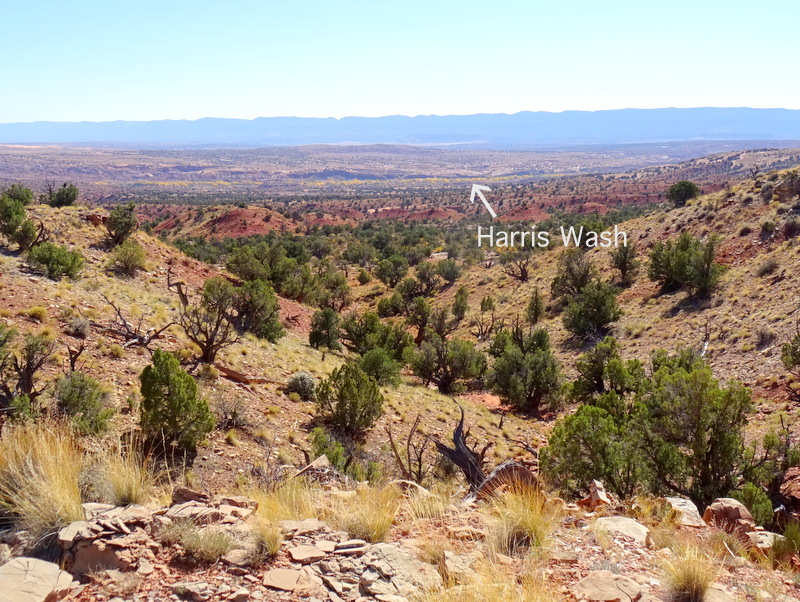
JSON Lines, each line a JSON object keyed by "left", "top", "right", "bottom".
{"left": 477, "top": 225, "right": 628, "bottom": 248}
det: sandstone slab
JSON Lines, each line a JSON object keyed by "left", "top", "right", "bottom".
{"left": 263, "top": 568, "right": 302, "bottom": 592}
{"left": 0, "top": 557, "right": 75, "bottom": 602}
{"left": 570, "top": 569, "right": 642, "bottom": 602}
{"left": 665, "top": 497, "right": 706, "bottom": 528}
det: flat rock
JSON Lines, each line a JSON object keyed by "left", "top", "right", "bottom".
{"left": 315, "top": 540, "right": 337, "bottom": 553}
{"left": 263, "top": 568, "right": 302, "bottom": 592}
{"left": 594, "top": 516, "right": 651, "bottom": 546}
{"left": 570, "top": 570, "right": 642, "bottom": 602}
{"left": 447, "top": 526, "right": 486, "bottom": 540}
{"left": 278, "top": 518, "right": 327, "bottom": 536}
{"left": 386, "top": 480, "right": 432, "bottom": 497}
{"left": 335, "top": 539, "right": 367, "bottom": 550}
{"left": 665, "top": 497, "right": 706, "bottom": 528}
{"left": 289, "top": 544, "right": 326, "bottom": 563}
{"left": 0, "top": 557, "right": 75, "bottom": 602}
{"left": 57, "top": 521, "right": 93, "bottom": 548}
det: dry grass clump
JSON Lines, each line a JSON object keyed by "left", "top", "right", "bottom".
{"left": 246, "top": 478, "right": 319, "bottom": 522}
{"left": 0, "top": 420, "right": 84, "bottom": 540}
{"left": 247, "top": 514, "right": 284, "bottom": 565}
{"left": 159, "top": 519, "right": 233, "bottom": 563}
{"left": 407, "top": 490, "right": 448, "bottom": 520}
{"left": 92, "top": 443, "right": 159, "bottom": 506}
{"left": 483, "top": 488, "right": 560, "bottom": 556}
{"left": 326, "top": 485, "right": 402, "bottom": 542}
{"left": 419, "top": 560, "right": 556, "bottom": 601}
{"left": 662, "top": 546, "right": 719, "bottom": 602}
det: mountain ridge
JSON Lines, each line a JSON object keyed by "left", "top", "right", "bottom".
{"left": 4, "top": 107, "right": 800, "bottom": 148}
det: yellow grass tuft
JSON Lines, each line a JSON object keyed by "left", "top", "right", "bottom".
{"left": 326, "top": 485, "right": 401, "bottom": 542}
{"left": 93, "top": 443, "right": 158, "bottom": 506}
{"left": 246, "top": 478, "right": 319, "bottom": 522}
{"left": 662, "top": 546, "right": 719, "bottom": 602}
{"left": 0, "top": 421, "right": 84, "bottom": 541}
{"left": 483, "top": 488, "right": 560, "bottom": 556}
{"left": 247, "top": 514, "right": 284, "bottom": 564}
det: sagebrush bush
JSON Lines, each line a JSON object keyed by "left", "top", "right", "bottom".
{"left": 54, "top": 371, "right": 115, "bottom": 435}
{"left": 65, "top": 316, "right": 90, "bottom": 338}
{"left": 26, "top": 242, "right": 84, "bottom": 280}
{"left": 755, "top": 257, "right": 779, "bottom": 277}
{"left": 109, "top": 238, "right": 147, "bottom": 276}
{"left": 139, "top": 349, "right": 214, "bottom": 453}
{"left": 286, "top": 371, "right": 316, "bottom": 401}
{"left": 315, "top": 363, "right": 384, "bottom": 434}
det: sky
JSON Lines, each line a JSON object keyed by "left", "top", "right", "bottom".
{"left": 2, "top": 0, "right": 799, "bottom": 123}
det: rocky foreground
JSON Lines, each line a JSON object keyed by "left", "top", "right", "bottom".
{"left": 1, "top": 476, "right": 799, "bottom": 602}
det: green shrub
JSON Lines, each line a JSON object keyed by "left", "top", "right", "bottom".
{"left": 563, "top": 281, "right": 621, "bottom": 339}
{"left": 357, "top": 269, "right": 371, "bottom": 285}
{"left": 286, "top": 371, "right": 316, "bottom": 401}
{"left": 452, "top": 286, "right": 469, "bottom": 322}
{"left": 233, "top": 279, "right": 284, "bottom": 342}
{"left": 309, "top": 307, "right": 341, "bottom": 350}
{"left": 785, "top": 217, "right": 800, "bottom": 238}
{"left": 139, "top": 349, "right": 214, "bottom": 452}
{"left": 54, "top": 371, "right": 115, "bottom": 435}
{"left": 551, "top": 249, "right": 597, "bottom": 300}
{"left": 648, "top": 232, "right": 723, "bottom": 295}
{"left": 358, "top": 347, "right": 402, "bottom": 387}
{"left": 309, "top": 427, "right": 382, "bottom": 482}
{"left": 377, "top": 292, "right": 403, "bottom": 318}
{"left": 729, "top": 483, "right": 773, "bottom": 527}
{"left": 315, "top": 363, "right": 384, "bottom": 434}
{"left": 406, "top": 334, "right": 486, "bottom": 393}
{"left": 109, "top": 238, "right": 147, "bottom": 277}
{"left": 542, "top": 347, "right": 764, "bottom": 509}
{"left": 610, "top": 242, "right": 639, "bottom": 284}
{"left": 666, "top": 180, "right": 700, "bottom": 207}
{"left": 0, "top": 194, "right": 26, "bottom": 241}
{"left": 375, "top": 255, "right": 409, "bottom": 287}
{"left": 47, "top": 182, "right": 79, "bottom": 207}
{"left": 488, "top": 327, "right": 562, "bottom": 414}
{"left": 525, "top": 287, "right": 544, "bottom": 325}
{"left": 105, "top": 201, "right": 139, "bottom": 245}
{"left": 26, "top": 242, "right": 84, "bottom": 280}
{"left": 436, "top": 259, "right": 461, "bottom": 284}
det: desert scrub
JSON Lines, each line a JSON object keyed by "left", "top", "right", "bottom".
{"left": 65, "top": 316, "right": 91, "bottom": 338}
{"left": 0, "top": 421, "right": 84, "bottom": 541}
{"left": 109, "top": 238, "right": 147, "bottom": 277}
{"left": 54, "top": 370, "right": 115, "bottom": 435}
{"left": 286, "top": 371, "right": 316, "bottom": 401}
{"left": 159, "top": 519, "right": 233, "bottom": 563}
{"left": 26, "top": 242, "right": 84, "bottom": 280}
{"left": 326, "top": 485, "right": 401, "bottom": 543}
{"left": 23, "top": 306, "right": 48, "bottom": 322}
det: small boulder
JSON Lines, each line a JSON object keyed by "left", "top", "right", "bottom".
{"left": 288, "top": 544, "right": 326, "bottom": 564}
{"left": 702, "top": 498, "right": 756, "bottom": 535}
{"left": 570, "top": 570, "right": 642, "bottom": 602}
{"left": 665, "top": 497, "right": 706, "bottom": 528}
{"left": 594, "top": 516, "right": 651, "bottom": 546}
{"left": 747, "top": 531, "right": 786, "bottom": 555}
{"left": 579, "top": 480, "right": 613, "bottom": 511}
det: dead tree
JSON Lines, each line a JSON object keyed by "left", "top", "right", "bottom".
{"left": 385, "top": 414, "right": 433, "bottom": 484}
{"left": 433, "top": 401, "right": 538, "bottom": 500}
{"left": 432, "top": 403, "right": 492, "bottom": 492}
{"left": 102, "top": 294, "right": 174, "bottom": 350}
{"left": 66, "top": 343, "right": 85, "bottom": 373}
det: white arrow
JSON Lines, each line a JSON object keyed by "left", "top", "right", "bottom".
{"left": 470, "top": 184, "right": 497, "bottom": 219}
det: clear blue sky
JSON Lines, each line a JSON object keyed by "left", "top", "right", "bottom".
{"left": 2, "top": 0, "right": 798, "bottom": 122}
